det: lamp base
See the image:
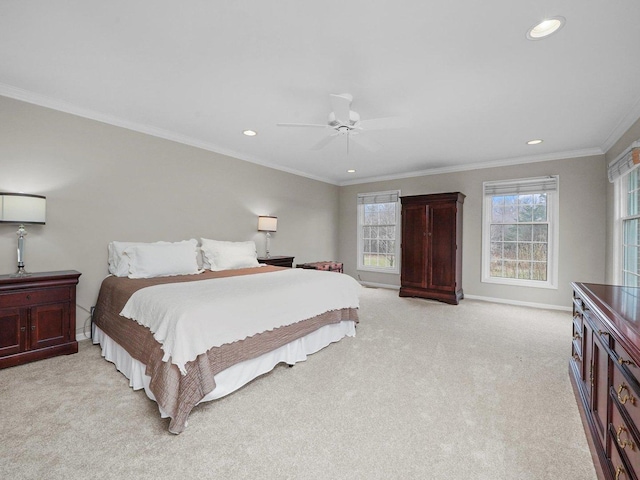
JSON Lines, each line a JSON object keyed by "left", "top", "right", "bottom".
{"left": 10, "top": 265, "right": 32, "bottom": 278}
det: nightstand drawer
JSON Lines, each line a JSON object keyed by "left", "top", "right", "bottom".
{"left": 0, "top": 287, "right": 71, "bottom": 308}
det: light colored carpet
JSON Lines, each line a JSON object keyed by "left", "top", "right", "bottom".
{"left": 0, "top": 287, "right": 596, "bottom": 480}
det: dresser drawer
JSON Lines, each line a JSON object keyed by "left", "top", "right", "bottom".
{"left": 612, "top": 363, "right": 640, "bottom": 431}
{"left": 609, "top": 435, "right": 634, "bottom": 480}
{"left": 616, "top": 342, "right": 640, "bottom": 384}
{"left": 611, "top": 399, "right": 640, "bottom": 473}
{"left": 585, "top": 310, "right": 612, "bottom": 349}
{"left": 572, "top": 321, "right": 582, "bottom": 357}
{"left": 0, "top": 287, "right": 71, "bottom": 308}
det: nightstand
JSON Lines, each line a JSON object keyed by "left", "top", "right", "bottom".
{"left": 0, "top": 270, "right": 81, "bottom": 369}
{"left": 258, "top": 256, "right": 295, "bottom": 268}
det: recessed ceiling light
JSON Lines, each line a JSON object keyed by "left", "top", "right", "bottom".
{"left": 243, "top": 130, "right": 257, "bottom": 136}
{"left": 526, "top": 16, "right": 565, "bottom": 40}
{"left": 527, "top": 139, "right": 543, "bottom": 145}
{"left": 347, "top": 169, "right": 356, "bottom": 173}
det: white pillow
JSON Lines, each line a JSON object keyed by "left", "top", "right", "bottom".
{"left": 124, "top": 240, "right": 201, "bottom": 279}
{"left": 109, "top": 241, "right": 159, "bottom": 276}
{"left": 108, "top": 240, "right": 195, "bottom": 277}
{"left": 200, "top": 238, "right": 259, "bottom": 271}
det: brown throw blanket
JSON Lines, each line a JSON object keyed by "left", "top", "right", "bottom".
{"left": 93, "top": 267, "right": 358, "bottom": 434}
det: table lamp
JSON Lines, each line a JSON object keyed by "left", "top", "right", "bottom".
{"left": 0, "top": 193, "right": 46, "bottom": 276}
{"left": 257, "top": 215, "right": 277, "bottom": 258}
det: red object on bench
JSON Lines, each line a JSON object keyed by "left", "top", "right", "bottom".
{"left": 296, "top": 261, "right": 343, "bottom": 273}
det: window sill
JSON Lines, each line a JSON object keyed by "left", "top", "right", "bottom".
{"left": 481, "top": 276, "right": 557, "bottom": 289}
{"left": 357, "top": 266, "right": 400, "bottom": 275}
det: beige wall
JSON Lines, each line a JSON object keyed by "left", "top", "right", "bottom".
{"left": 605, "top": 117, "right": 640, "bottom": 284}
{"left": 338, "top": 155, "right": 607, "bottom": 308}
{"left": 1, "top": 93, "right": 628, "bottom": 324}
{"left": 0, "top": 96, "right": 339, "bottom": 335}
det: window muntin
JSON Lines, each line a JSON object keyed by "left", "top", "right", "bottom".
{"left": 482, "top": 177, "right": 558, "bottom": 289}
{"left": 357, "top": 191, "right": 400, "bottom": 273}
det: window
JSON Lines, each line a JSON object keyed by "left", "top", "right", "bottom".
{"left": 622, "top": 169, "right": 640, "bottom": 286}
{"left": 357, "top": 190, "right": 401, "bottom": 273}
{"left": 610, "top": 140, "right": 640, "bottom": 286}
{"left": 482, "top": 176, "right": 559, "bottom": 289}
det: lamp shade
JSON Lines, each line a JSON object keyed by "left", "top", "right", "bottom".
{"left": 0, "top": 193, "right": 46, "bottom": 224}
{"left": 257, "top": 215, "right": 277, "bottom": 232}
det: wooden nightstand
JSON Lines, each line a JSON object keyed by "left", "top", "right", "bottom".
{"left": 258, "top": 256, "right": 295, "bottom": 268}
{"left": 0, "top": 270, "right": 81, "bottom": 369}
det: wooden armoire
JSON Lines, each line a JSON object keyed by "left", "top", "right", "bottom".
{"left": 399, "top": 192, "right": 464, "bottom": 305}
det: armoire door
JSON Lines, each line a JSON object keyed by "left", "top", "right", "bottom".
{"left": 401, "top": 204, "right": 427, "bottom": 288}
{"left": 427, "top": 203, "right": 457, "bottom": 291}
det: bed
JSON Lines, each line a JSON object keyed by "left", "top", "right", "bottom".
{"left": 92, "top": 262, "right": 361, "bottom": 434}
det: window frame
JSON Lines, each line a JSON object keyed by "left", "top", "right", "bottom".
{"left": 356, "top": 190, "right": 401, "bottom": 274}
{"left": 617, "top": 168, "right": 640, "bottom": 286}
{"left": 481, "top": 176, "right": 559, "bottom": 289}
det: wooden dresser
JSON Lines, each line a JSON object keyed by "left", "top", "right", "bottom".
{"left": 571, "top": 282, "right": 640, "bottom": 479}
{"left": 0, "top": 270, "right": 81, "bottom": 369}
{"left": 399, "top": 192, "right": 464, "bottom": 305}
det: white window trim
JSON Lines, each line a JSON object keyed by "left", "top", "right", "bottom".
{"left": 357, "top": 190, "right": 401, "bottom": 274}
{"left": 481, "top": 176, "right": 559, "bottom": 289}
{"left": 613, "top": 175, "right": 625, "bottom": 284}
{"left": 610, "top": 139, "right": 640, "bottom": 285}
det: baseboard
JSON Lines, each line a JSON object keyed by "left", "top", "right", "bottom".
{"left": 359, "top": 281, "right": 401, "bottom": 290}
{"left": 359, "top": 284, "right": 570, "bottom": 310}
{"left": 464, "top": 294, "right": 571, "bottom": 311}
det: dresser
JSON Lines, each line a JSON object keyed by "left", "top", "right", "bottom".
{"left": 399, "top": 192, "right": 464, "bottom": 305}
{"left": 0, "top": 270, "right": 81, "bottom": 369}
{"left": 570, "top": 282, "right": 640, "bottom": 480}
{"left": 257, "top": 256, "right": 294, "bottom": 268}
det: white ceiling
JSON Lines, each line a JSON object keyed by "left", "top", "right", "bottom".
{"left": 1, "top": 1, "right": 640, "bottom": 185}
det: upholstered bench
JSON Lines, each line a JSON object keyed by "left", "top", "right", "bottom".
{"left": 296, "top": 261, "right": 343, "bottom": 273}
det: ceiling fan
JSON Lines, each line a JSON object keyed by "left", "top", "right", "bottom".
{"left": 277, "top": 93, "right": 404, "bottom": 153}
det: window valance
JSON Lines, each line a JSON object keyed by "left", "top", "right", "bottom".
{"left": 357, "top": 191, "right": 399, "bottom": 205}
{"left": 608, "top": 140, "right": 640, "bottom": 183}
{"left": 483, "top": 176, "right": 558, "bottom": 196}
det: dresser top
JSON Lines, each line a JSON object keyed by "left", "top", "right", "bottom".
{"left": 573, "top": 282, "right": 640, "bottom": 360}
{"left": 0, "top": 270, "right": 81, "bottom": 287}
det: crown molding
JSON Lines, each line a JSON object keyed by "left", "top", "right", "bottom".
{"left": 0, "top": 83, "right": 339, "bottom": 186}
{"left": 601, "top": 93, "right": 640, "bottom": 154}
{"left": 1, "top": 82, "right": 623, "bottom": 188}
{"left": 337, "top": 147, "right": 604, "bottom": 186}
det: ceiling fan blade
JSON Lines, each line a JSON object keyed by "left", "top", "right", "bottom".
{"left": 277, "top": 123, "right": 330, "bottom": 128}
{"left": 311, "top": 134, "right": 339, "bottom": 150}
{"left": 330, "top": 94, "right": 352, "bottom": 125}
{"left": 358, "top": 116, "right": 407, "bottom": 131}
{"left": 350, "top": 133, "right": 381, "bottom": 152}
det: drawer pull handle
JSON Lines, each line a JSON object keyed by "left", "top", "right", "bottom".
{"left": 618, "top": 383, "right": 636, "bottom": 405}
{"left": 26, "top": 294, "right": 31, "bottom": 300}
{"left": 598, "top": 330, "right": 610, "bottom": 336}
{"left": 616, "top": 425, "right": 636, "bottom": 451}
{"left": 618, "top": 357, "right": 636, "bottom": 367}
{"left": 573, "top": 333, "right": 581, "bottom": 340}
{"left": 573, "top": 354, "right": 580, "bottom": 362}
{"left": 615, "top": 465, "right": 626, "bottom": 480}
{"left": 20, "top": 326, "right": 26, "bottom": 332}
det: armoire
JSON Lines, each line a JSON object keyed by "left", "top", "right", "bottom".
{"left": 399, "top": 192, "right": 464, "bottom": 305}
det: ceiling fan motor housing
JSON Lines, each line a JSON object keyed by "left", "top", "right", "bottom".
{"left": 328, "top": 110, "right": 360, "bottom": 128}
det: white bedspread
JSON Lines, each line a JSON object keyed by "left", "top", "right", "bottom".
{"left": 120, "top": 268, "right": 361, "bottom": 374}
